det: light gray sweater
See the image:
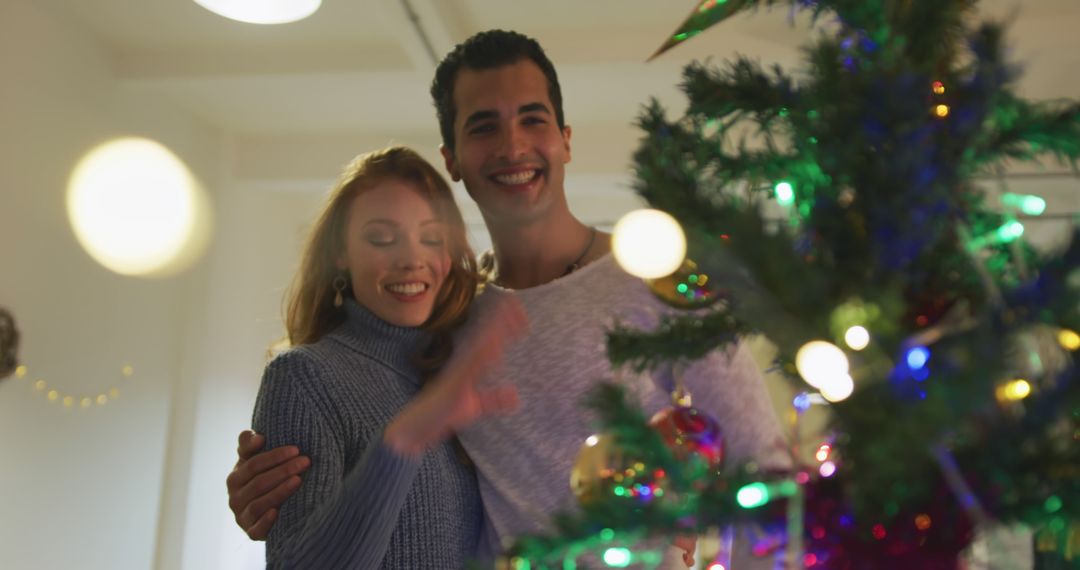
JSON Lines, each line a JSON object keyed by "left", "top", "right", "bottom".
{"left": 458, "top": 254, "right": 788, "bottom": 567}
{"left": 253, "top": 300, "right": 482, "bottom": 569}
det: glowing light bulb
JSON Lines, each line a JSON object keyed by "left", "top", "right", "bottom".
{"left": 815, "top": 443, "right": 831, "bottom": 462}
{"left": 1001, "top": 193, "right": 1047, "bottom": 216}
{"left": 1057, "top": 329, "right": 1080, "bottom": 351}
{"left": 612, "top": 209, "right": 687, "bottom": 279}
{"left": 795, "top": 341, "right": 850, "bottom": 389}
{"left": 737, "top": 482, "right": 769, "bottom": 509}
{"left": 603, "top": 547, "right": 632, "bottom": 567}
{"left": 996, "top": 378, "right": 1032, "bottom": 402}
{"left": 819, "top": 460, "right": 837, "bottom": 477}
{"left": 844, "top": 325, "right": 870, "bottom": 350}
{"left": 819, "top": 373, "right": 854, "bottom": 402}
{"left": 774, "top": 181, "right": 795, "bottom": 206}
{"left": 996, "top": 220, "right": 1025, "bottom": 243}
{"left": 585, "top": 435, "right": 599, "bottom": 447}
{"left": 932, "top": 81, "right": 946, "bottom": 95}
{"left": 905, "top": 346, "right": 930, "bottom": 370}
{"left": 934, "top": 104, "right": 950, "bottom": 118}
{"left": 793, "top": 392, "right": 812, "bottom": 412}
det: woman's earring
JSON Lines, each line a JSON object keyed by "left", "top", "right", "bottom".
{"left": 332, "top": 275, "right": 348, "bottom": 308}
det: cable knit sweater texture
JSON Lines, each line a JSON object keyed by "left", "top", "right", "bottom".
{"left": 252, "top": 300, "right": 482, "bottom": 569}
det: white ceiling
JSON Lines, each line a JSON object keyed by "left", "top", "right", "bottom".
{"left": 40, "top": 0, "right": 1080, "bottom": 180}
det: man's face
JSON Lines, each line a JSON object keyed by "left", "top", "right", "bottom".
{"left": 440, "top": 59, "right": 571, "bottom": 228}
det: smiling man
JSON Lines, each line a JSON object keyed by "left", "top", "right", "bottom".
{"left": 228, "top": 30, "right": 787, "bottom": 569}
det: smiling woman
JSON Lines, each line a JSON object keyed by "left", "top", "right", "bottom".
{"left": 192, "top": 0, "right": 321, "bottom": 25}
{"left": 248, "top": 145, "right": 526, "bottom": 569}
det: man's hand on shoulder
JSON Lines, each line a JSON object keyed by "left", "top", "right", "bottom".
{"left": 226, "top": 430, "right": 310, "bottom": 540}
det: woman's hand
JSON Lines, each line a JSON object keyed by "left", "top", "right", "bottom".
{"left": 384, "top": 296, "right": 528, "bottom": 456}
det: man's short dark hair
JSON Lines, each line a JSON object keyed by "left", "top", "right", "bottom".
{"left": 431, "top": 29, "right": 565, "bottom": 153}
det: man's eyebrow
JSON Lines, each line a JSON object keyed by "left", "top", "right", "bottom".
{"left": 519, "top": 102, "right": 551, "bottom": 115}
{"left": 463, "top": 110, "right": 498, "bottom": 129}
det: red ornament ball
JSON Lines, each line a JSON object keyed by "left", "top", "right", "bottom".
{"left": 648, "top": 405, "right": 725, "bottom": 469}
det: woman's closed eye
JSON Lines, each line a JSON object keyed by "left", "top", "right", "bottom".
{"left": 421, "top": 231, "right": 446, "bottom": 247}
{"left": 364, "top": 231, "right": 395, "bottom": 246}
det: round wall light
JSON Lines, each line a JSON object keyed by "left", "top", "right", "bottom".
{"left": 67, "top": 137, "right": 211, "bottom": 278}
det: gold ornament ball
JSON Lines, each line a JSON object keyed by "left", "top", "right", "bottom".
{"left": 645, "top": 258, "right": 723, "bottom": 309}
{"left": 570, "top": 433, "right": 669, "bottom": 508}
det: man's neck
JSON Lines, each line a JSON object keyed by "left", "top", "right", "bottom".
{"left": 486, "top": 213, "right": 610, "bottom": 290}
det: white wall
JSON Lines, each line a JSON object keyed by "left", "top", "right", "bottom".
{"left": 0, "top": 1, "right": 219, "bottom": 568}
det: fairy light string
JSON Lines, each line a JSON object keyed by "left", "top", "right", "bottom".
{"left": 12, "top": 363, "right": 135, "bottom": 410}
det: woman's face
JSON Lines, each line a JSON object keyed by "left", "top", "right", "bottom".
{"left": 337, "top": 179, "right": 452, "bottom": 327}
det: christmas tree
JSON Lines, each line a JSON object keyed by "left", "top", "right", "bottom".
{"left": 509, "top": 1, "right": 1080, "bottom": 568}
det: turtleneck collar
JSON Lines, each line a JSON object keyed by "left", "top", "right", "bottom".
{"left": 333, "top": 299, "right": 430, "bottom": 379}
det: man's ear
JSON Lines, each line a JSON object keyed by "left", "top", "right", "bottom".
{"left": 440, "top": 144, "right": 461, "bottom": 182}
{"left": 562, "top": 124, "right": 572, "bottom": 164}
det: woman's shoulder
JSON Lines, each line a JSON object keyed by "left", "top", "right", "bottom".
{"left": 266, "top": 330, "right": 356, "bottom": 367}
{"left": 261, "top": 336, "right": 353, "bottom": 388}
{"left": 263, "top": 333, "right": 396, "bottom": 392}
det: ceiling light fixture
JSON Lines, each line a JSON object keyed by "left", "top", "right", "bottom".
{"left": 193, "top": 0, "right": 321, "bottom": 25}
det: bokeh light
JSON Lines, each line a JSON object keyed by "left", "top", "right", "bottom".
{"left": 1001, "top": 193, "right": 1047, "bottom": 216}
{"left": 612, "top": 209, "right": 687, "bottom": 279}
{"left": 736, "top": 482, "right": 769, "bottom": 509}
{"left": 819, "top": 461, "right": 837, "bottom": 477}
{"left": 1057, "top": 328, "right": 1080, "bottom": 351}
{"left": 602, "top": 547, "right": 632, "bottom": 567}
{"left": 819, "top": 373, "right": 854, "bottom": 402}
{"left": 996, "top": 378, "right": 1032, "bottom": 402}
{"left": 844, "top": 325, "right": 870, "bottom": 350}
{"left": 67, "top": 138, "right": 211, "bottom": 277}
{"left": 795, "top": 340, "right": 850, "bottom": 389}
{"left": 774, "top": 181, "right": 795, "bottom": 206}
{"left": 905, "top": 346, "right": 930, "bottom": 370}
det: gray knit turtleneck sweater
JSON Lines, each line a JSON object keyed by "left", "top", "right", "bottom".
{"left": 252, "top": 300, "right": 483, "bottom": 569}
